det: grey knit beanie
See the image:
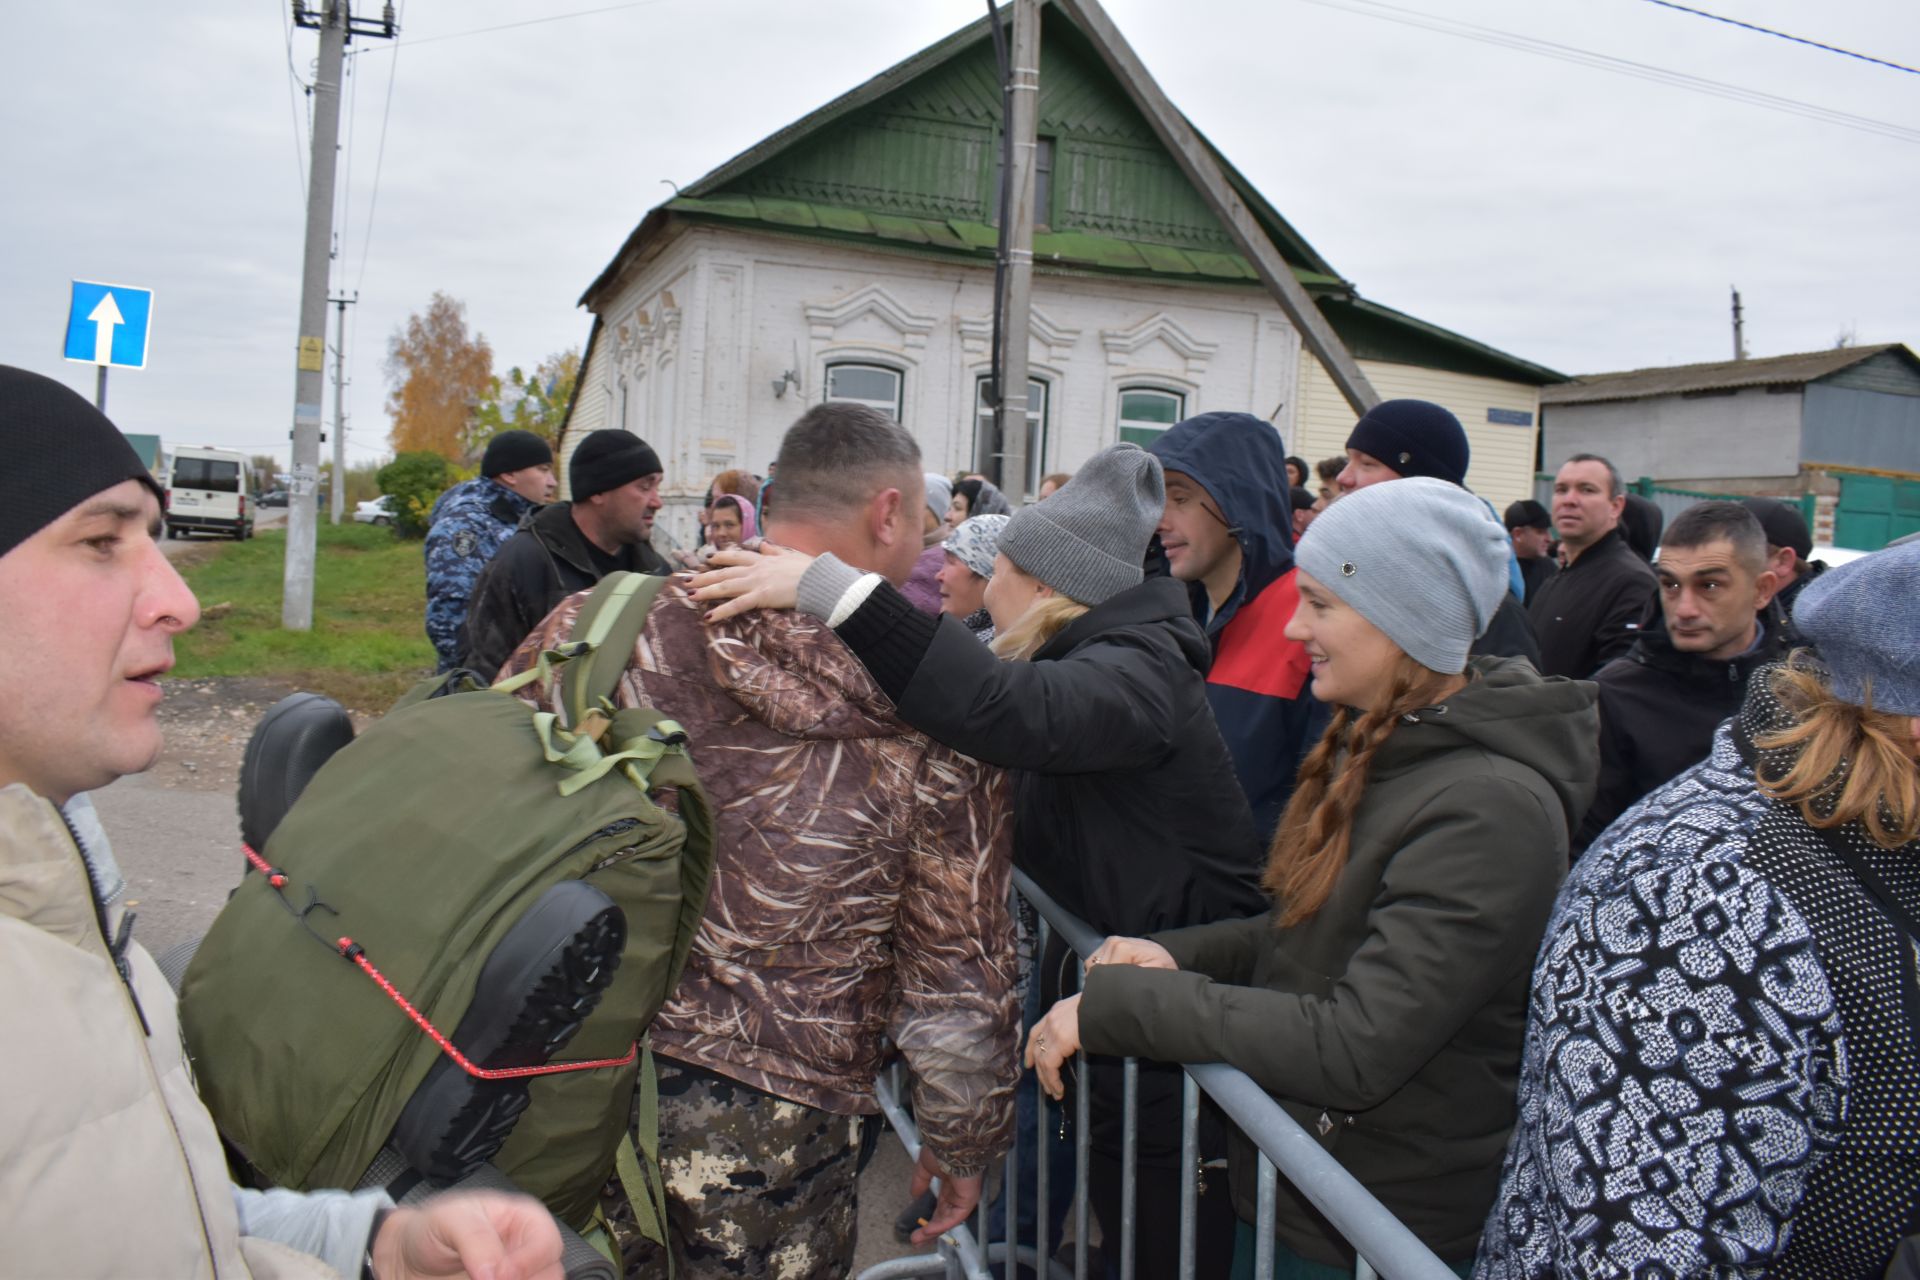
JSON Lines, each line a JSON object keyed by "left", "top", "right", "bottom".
{"left": 999, "top": 443, "right": 1162, "bottom": 605}
{"left": 1792, "top": 539, "right": 1920, "bottom": 715}
{"left": 924, "top": 473, "right": 953, "bottom": 523}
{"left": 1294, "top": 476, "right": 1510, "bottom": 674}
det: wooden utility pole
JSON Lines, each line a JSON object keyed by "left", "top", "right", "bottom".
{"left": 993, "top": 0, "right": 1042, "bottom": 504}
{"left": 1053, "top": 0, "right": 1380, "bottom": 416}
{"left": 1731, "top": 286, "right": 1747, "bottom": 361}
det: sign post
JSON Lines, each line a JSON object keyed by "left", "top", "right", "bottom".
{"left": 63, "top": 279, "right": 154, "bottom": 412}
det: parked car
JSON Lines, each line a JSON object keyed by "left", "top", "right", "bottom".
{"left": 259, "top": 489, "right": 289, "bottom": 508}
{"left": 354, "top": 496, "right": 395, "bottom": 527}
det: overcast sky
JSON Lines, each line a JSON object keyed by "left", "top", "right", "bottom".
{"left": 4, "top": 0, "right": 1914, "bottom": 464}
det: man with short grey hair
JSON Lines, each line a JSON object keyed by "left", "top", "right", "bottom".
{"left": 498, "top": 402, "right": 1018, "bottom": 1278}
{"left": 1526, "top": 452, "right": 1658, "bottom": 677}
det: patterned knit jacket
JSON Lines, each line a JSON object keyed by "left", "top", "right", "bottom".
{"left": 503, "top": 583, "right": 1019, "bottom": 1176}
{"left": 1479, "top": 672, "right": 1920, "bottom": 1278}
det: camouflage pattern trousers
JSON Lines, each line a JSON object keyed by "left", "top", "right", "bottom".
{"left": 609, "top": 1056, "right": 871, "bottom": 1279}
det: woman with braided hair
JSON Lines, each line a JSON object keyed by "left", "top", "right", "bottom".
{"left": 1026, "top": 477, "right": 1600, "bottom": 1278}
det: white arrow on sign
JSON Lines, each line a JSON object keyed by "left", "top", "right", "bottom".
{"left": 87, "top": 292, "right": 125, "bottom": 365}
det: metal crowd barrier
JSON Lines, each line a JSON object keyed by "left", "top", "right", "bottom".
{"left": 857, "top": 869, "right": 1458, "bottom": 1280}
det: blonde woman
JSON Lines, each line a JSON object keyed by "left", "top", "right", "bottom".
{"left": 1480, "top": 539, "right": 1920, "bottom": 1279}
{"left": 693, "top": 442, "right": 1265, "bottom": 1279}
{"left": 1026, "top": 478, "right": 1599, "bottom": 1279}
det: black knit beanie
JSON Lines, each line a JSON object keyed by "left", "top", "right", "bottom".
{"left": 480, "top": 429, "right": 552, "bottom": 478}
{"left": 569, "top": 429, "right": 662, "bottom": 501}
{"left": 1345, "top": 399, "right": 1470, "bottom": 487}
{"left": 0, "top": 364, "right": 163, "bottom": 561}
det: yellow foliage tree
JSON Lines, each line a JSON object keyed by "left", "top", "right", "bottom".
{"left": 385, "top": 292, "right": 493, "bottom": 460}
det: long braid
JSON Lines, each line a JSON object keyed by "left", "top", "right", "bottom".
{"left": 1264, "top": 656, "right": 1459, "bottom": 927}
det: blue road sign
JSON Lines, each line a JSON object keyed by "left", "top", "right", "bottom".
{"left": 64, "top": 280, "right": 154, "bottom": 370}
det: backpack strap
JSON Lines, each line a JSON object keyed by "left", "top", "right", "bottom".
{"left": 559, "top": 571, "right": 669, "bottom": 729}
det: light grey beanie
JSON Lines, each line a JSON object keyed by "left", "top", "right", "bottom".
{"left": 924, "top": 473, "right": 954, "bottom": 523}
{"left": 998, "top": 443, "right": 1162, "bottom": 605}
{"left": 1294, "top": 476, "right": 1510, "bottom": 674}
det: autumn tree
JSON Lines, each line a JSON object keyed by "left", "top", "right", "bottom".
{"left": 471, "top": 346, "right": 581, "bottom": 450}
{"left": 385, "top": 292, "right": 493, "bottom": 460}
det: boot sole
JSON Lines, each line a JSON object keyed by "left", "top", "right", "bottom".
{"left": 392, "top": 881, "right": 626, "bottom": 1184}
{"left": 238, "top": 692, "right": 356, "bottom": 855}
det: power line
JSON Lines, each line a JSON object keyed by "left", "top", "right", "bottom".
{"left": 281, "top": 0, "right": 309, "bottom": 201}
{"left": 1298, "top": 0, "right": 1920, "bottom": 147}
{"left": 1639, "top": 0, "right": 1920, "bottom": 78}
{"left": 352, "top": 0, "right": 404, "bottom": 294}
{"left": 350, "top": 0, "right": 677, "bottom": 54}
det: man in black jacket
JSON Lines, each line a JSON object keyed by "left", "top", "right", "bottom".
{"left": 461, "top": 428, "right": 669, "bottom": 678}
{"left": 1335, "top": 399, "right": 1543, "bottom": 666}
{"left": 1576, "top": 501, "right": 1787, "bottom": 849}
{"left": 1526, "top": 453, "right": 1657, "bottom": 678}
{"left": 1739, "top": 495, "right": 1828, "bottom": 623}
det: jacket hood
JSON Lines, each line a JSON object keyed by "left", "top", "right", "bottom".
{"left": 1377, "top": 656, "right": 1600, "bottom": 832}
{"left": 697, "top": 595, "right": 914, "bottom": 743}
{"left": 1036, "top": 575, "right": 1212, "bottom": 675}
{"left": 1148, "top": 413, "right": 1294, "bottom": 633}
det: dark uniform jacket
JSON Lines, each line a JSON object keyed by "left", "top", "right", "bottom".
{"left": 1077, "top": 658, "right": 1598, "bottom": 1267}
{"left": 460, "top": 500, "right": 667, "bottom": 680}
{"left": 1576, "top": 604, "right": 1794, "bottom": 850}
{"left": 1525, "top": 527, "right": 1657, "bottom": 678}
{"left": 422, "top": 477, "right": 536, "bottom": 671}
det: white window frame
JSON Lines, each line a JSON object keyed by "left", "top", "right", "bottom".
{"left": 973, "top": 374, "right": 1052, "bottom": 497}
{"left": 823, "top": 361, "right": 905, "bottom": 421}
{"left": 1116, "top": 385, "right": 1186, "bottom": 448}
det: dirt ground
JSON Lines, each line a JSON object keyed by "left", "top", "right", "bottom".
{"left": 96, "top": 673, "right": 925, "bottom": 1274}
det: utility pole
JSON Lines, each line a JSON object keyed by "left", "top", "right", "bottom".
{"left": 329, "top": 292, "right": 357, "bottom": 523}
{"left": 1730, "top": 286, "right": 1747, "bottom": 361}
{"left": 993, "top": 0, "right": 1041, "bottom": 505}
{"left": 285, "top": 1, "right": 396, "bottom": 629}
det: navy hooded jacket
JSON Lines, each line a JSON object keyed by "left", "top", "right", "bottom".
{"left": 1150, "top": 413, "right": 1329, "bottom": 841}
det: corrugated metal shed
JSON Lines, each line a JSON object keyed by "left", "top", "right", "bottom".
{"left": 1542, "top": 343, "right": 1919, "bottom": 406}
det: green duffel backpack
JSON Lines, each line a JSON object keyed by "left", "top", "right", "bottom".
{"left": 181, "top": 571, "right": 713, "bottom": 1234}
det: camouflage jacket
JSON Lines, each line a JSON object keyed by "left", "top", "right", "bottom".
{"left": 504, "top": 584, "right": 1019, "bottom": 1175}
{"left": 423, "top": 477, "right": 537, "bottom": 671}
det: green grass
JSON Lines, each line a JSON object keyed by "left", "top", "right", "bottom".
{"left": 172, "top": 522, "right": 434, "bottom": 709}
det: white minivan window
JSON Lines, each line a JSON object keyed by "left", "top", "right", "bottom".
{"left": 173, "top": 456, "right": 241, "bottom": 492}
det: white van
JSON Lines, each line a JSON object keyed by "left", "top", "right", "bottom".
{"left": 166, "top": 446, "right": 255, "bottom": 540}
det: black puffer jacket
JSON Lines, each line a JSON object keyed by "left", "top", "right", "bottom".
{"left": 836, "top": 575, "right": 1268, "bottom": 938}
{"left": 1526, "top": 527, "right": 1658, "bottom": 678}
{"left": 460, "top": 501, "right": 668, "bottom": 679}
{"left": 1576, "top": 604, "right": 1796, "bottom": 849}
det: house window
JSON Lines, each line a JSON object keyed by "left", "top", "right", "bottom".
{"left": 973, "top": 376, "right": 1051, "bottom": 496}
{"left": 824, "top": 362, "right": 903, "bottom": 420}
{"left": 1117, "top": 387, "right": 1184, "bottom": 448}
{"left": 994, "top": 136, "right": 1055, "bottom": 229}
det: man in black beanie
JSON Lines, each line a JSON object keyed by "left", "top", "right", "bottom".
{"left": 422, "top": 429, "right": 556, "bottom": 672}
{"left": 1334, "top": 398, "right": 1542, "bottom": 665}
{"left": 461, "top": 428, "right": 668, "bottom": 679}
{"left": 0, "top": 365, "right": 562, "bottom": 1278}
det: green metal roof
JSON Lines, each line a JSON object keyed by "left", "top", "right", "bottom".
{"left": 664, "top": 193, "right": 1344, "bottom": 288}
{"left": 577, "top": 2, "right": 1559, "bottom": 388}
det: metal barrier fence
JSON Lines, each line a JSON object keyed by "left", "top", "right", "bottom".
{"left": 857, "top": 870, "right": 1457, "bottom": 1280}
